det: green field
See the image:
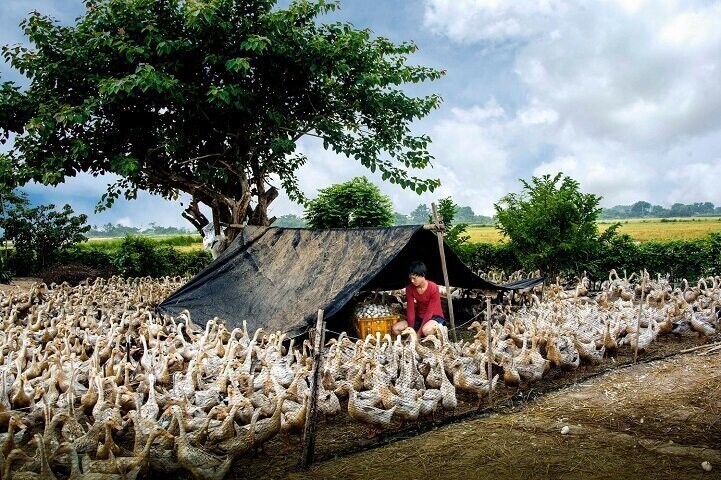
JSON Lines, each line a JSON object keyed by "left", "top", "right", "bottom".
{"left": 85, "top": 235, "right": 204, "bottom": 252}
{"left": 78, "top": 218, "right": 721, "bottom": 250}
{"left": 467, "top": 217, "right": 721, "bottom": 243}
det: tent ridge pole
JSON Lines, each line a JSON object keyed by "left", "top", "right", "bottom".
{"left": 431, "top": 203, "right": 457, "bottom": 342}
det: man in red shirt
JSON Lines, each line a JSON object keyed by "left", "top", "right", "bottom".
{"left": 392, "top": 261, "right": 446, "bottom": 337}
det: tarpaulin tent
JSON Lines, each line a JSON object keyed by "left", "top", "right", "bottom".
{"left": 157, "top": 226, "right": 543, "bottom": 337}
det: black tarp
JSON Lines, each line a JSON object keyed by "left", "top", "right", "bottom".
{"left": 157, "top": 226, "right": 543, "bottom": 337}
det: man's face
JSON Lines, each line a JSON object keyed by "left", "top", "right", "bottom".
{"left": 409, "top": 274, "right": 424, "bottom": 287}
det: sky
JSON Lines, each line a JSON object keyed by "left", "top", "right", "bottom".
{"left": 2, "top": 0, "right": 721, "bottom": 228}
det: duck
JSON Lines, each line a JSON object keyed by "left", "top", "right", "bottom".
{"left": 437, "top": 351, "right": 457, "bottom": 410}
{"left": 418, "top": 389, "right": 443, "bottom": 417}
{"left": 690, "top": 310, "right": 716, "bottom": 341}
{"left": 81, "top": 425, "right": 170, "bottom": 476}
{"left": 281, "top": 393, "right": 308, "bottom": 436}
{"left": 139, "top": 374, "right": 160, "bottom": 421}
{"left": 215, "top": 408, "right": 261, "bottom": 457}
{"left": 59, "top": 442, "right": 128, "bottom": 480}
{"left": 171, "top": 406, "right": 234, "bottom": 480}
{"left": 253, "top": 392, "right": 288, "bottom": 449}
{"left": 451, "top": 362, "right": 500, "bottom": 406}
{"left": 546, "top": 333, "right": 580, "bottom": 370}
{"left": 3, "top": 448, "right": 39, "bottom": 480}
{"left": 377, "top": 384, "right": 422, "bottom": 422}
{"left": 603, "top": 322, "right": 619, "bottom": 358}
{"left": 573, "top": 336, "right": 605, "bottom": 365}
{"left": 498, "top": 355, "right": 521, "bottom": 387}
{"left": 347, "top": 386, "right": 396, "bottom": 436}
{"left": 1, "top": 415, "right": 26, "bottom": 457}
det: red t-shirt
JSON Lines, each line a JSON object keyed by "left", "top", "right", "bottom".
{"left": 406, "top": 280, "right": 444, "bottom": 332}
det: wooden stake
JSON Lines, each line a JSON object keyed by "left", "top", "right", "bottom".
{"left": 485, "top": 294, "right": 493, "bottom": 404}
{"left": 431, "top": 202, "right": 457, "bottom": 342}
{"left": 300, "top": 309, "right": 325, "bottom": 469}
{"left": 633, "top": 271, "right": 646, "bottom": 363}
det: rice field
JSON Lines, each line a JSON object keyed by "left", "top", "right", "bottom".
{"left": 85, "top": 234, "right": 204, "bottom": 251}
{"left": 467, "top": 217, "right": 721, "bottom": 243}
{"left": 80, "top": 218, "right": 721, "bottom": 250}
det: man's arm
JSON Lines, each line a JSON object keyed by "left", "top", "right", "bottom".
{"left": 422, "top": 283, "right": 441, "bottom": 323}
{"left": 406, "top": 286, "right": 415, "bottom": 324}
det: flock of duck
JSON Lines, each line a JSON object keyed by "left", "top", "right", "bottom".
{"left": 0, "top": 271, "right": 718, "bottom": 479}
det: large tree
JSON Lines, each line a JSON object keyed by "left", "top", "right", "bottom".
{"left": 494, "top": 173, "right": 618, "bottom": 278}
{"left": 0, "top": 0, "right": 443, "bottom": 249}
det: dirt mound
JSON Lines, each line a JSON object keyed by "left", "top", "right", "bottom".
{"left": 41, "top": 264, "right": 112, "bottom": 286}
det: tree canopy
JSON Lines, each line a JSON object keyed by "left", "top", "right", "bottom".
{"left": 0, "top": 0, "right": 443, "bottom": 248}
{"left": 303, "top": 176, "right": 393, "bottom": 229}
{"left": 494, "top": 173, "right": 618, "bottom": 278}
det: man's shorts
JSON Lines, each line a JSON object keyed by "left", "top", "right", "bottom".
{"left": 414, "top": 315, "right": 446, "bottom": 331}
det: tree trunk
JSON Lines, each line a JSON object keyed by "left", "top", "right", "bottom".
{"left": 180, "top": 175, "right": 281, "bottom": 256}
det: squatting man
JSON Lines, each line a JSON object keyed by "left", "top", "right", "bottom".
{"left": 391, "top": 260, "right": 446, "bottom": 337}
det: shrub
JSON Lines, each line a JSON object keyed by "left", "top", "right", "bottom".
{"left": 114, "top": 236, "right": 211, "bottom": 277}
{"left": 304, "top": 177, "right": 394, "bottom": 229}
{"left": 464, "top": 232, "right": 721, "bottom": 284}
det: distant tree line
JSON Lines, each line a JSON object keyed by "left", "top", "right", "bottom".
{"left": 88, "top": 223, "right": 195, "bottom": 237}
{"left": 599, "top": 201, "right": 721, "bottom": 219}
{"left": 393, "top": 204, "right": 493, "bottom": 226}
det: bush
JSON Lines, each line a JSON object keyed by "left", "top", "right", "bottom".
{"left": 55, "top": 247, "right": 117, "bottom": 273}
{"left": 114, "top": 236, "right": 212, "bottom": 277}
{"left": 114, "top": 236, "right": 159, "bottom": 277}
{"left": 0, "top": 254, "right": 12, "bottom": 284}
{"left": 494, "top": 173, "right": 614, "bottom": 279}
{"left": 304, "top": 177, "right": 394, "bottom": 229}
{"left": 465, "top": 232, "right": 721, "bottom": 283}
{"left": 4, "top": 234, "right": 212, "bottom": 279}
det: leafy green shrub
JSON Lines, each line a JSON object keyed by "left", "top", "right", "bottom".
{"left": 178, "top": 250, "right": 213, "bottom": 276}
{"left": 494, "top": 173, "right": 617, "bottom": 279}
{"left": 55, "top": 247, "right": 117, "bottom": 273}
{"left": 114, "top": 236, "right": 211, "bottom": 277}
{"left": 0, "top": 255, "right": 13, "bottom": 284}
{"left": 465, "top": 232, "right": 721, "bottom": 283}
{"left": 304, "top": 177, "right": 394, "bottom": 229}
{"left": 115, "top": 236, "right": 160, "bottom": 277}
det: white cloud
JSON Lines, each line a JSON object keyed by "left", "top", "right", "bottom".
{"left": 664, "top": 161, "right": 721, "bottom": 205}
{"left": 426, "top": 104, "right": 512, "bottom": 215}
{"left": 269, "top": 102, "right": 516, "bottom": 218}
{"left": 423, "top": 0, "right": 721, "bottom": 208}
{"left": 423, "top": 0, "right": 568, "bottom": 44}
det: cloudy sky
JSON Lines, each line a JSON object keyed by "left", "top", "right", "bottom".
{"left": 2, "top": 0, "right": 721, "bottom": 228}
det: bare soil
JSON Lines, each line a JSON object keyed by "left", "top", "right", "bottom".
{"left": 0, "top": 277, "right": 43, "bottom": 294}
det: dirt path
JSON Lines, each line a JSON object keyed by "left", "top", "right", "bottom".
{"left": 280, "top": 353, "right": 720, "bottom": 480}
{"left": 0, "top": 277, "right": 42, "bottom": 294}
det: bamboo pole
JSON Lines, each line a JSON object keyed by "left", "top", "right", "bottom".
{"left": 633, "top": 271, "right": 646, "bottom": 363}
{"left": 300, "top": 309, "right": 325, "bottom": 469}
{"left": 485, "top": 294, "right": 493, "bottom": 404}
{"left": 431, "top": 203, "right": 457, "bottom": 342}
